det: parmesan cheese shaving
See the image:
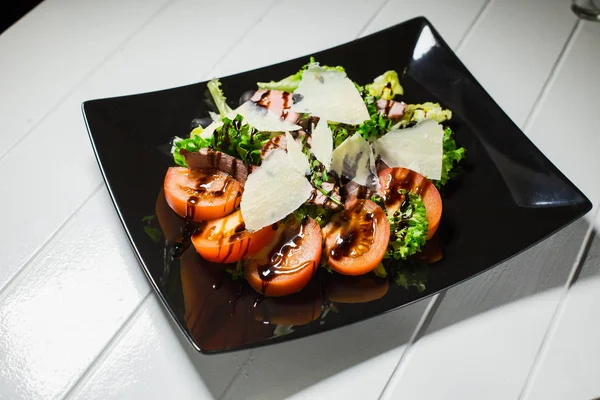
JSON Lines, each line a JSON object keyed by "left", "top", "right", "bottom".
{"left": 373, "top": 119, "right": 444, "bottom": 180}
{"left": 290, "top": 66, "right": 369, "bottom": 125}
{"left": 241, "top": 149, "right": 313, "bottom": 231}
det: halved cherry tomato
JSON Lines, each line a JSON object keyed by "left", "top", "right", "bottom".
{"left": 164, "top": 167, "right": 242, "bottom": 222}
{"left": 322, "top": 199, "right": 390, "bottom": 276}
{"left": 191, "top": 210, "right": 276, "bottom": 263}
{"left": 378, "top": 167, "right": 442, "bottom": 240}
{"left": 245, "top": 217, "right": 322, "bottom": 297}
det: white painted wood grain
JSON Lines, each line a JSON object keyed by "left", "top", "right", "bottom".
{"left": 523, "top": 218, "right": 600, "bottom": 400}
{"left": 211, "top": 0, "right": 388, "bottom": 78}
{"left": 0, "top": 0, "right": 276, "bottom": 292}
{"left": 0, "top": 0, "right": 169, "bottom": 159}
{"left": 456, "top": 0, "right": 578, "bottom": 128}
{"left": 381, "top": 217, "right": 591, "bottom": 400}
{"left": 381, "top": 1, "right": 590, "bottom": 397}
{"left": 67, "top": 296, "right": 237, "bottom": 400}
{"left": 0, "top": 190, "right": 150, "bottom": 400}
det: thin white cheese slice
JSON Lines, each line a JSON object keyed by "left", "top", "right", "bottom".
{"left": 290, "top": 66, "right": 369, "bottom": 125}
{"left": 235, "top": 101, "right": 301, "bottom": 132}
{"left": 330, "top": 133, "right": 377, "bottom": 187}
{"left": 373, "top": 119, "right": 444, "bottom": 180}
{"left": 285, "top": 131, "right": 310, "bottom": 175}
{"left": 241, "top": 149, "right": 313, "bottom": 231}
{"left": 311, "top": 119, "right": 333, "bottom": 170}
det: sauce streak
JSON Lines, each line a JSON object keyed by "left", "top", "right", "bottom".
{"left": 257, "top": 220, "right": 308, "bottom": 293}
{"left": 382, "top": 170, "right": 423, "bottom": 209}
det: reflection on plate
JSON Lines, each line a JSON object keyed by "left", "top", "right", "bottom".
{"left": 83, "top": 17, "right": 591, "bottom": 353}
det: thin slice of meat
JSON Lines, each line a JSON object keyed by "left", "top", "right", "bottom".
{"left": 376, "top": 99, "right": 406, "bottom": 121}
{"left": 306, "top": 181, "right": 342, "bottom": 210}
{"left": 251, "top": 89, "right": 300, "bottom": 122}
{"left": 260, "top": 131, "right": 312, "bottom": 160}
{"left": 181, "top": 148, "right": 249, "bottom": 185}
{"left": 261, "top": 134, "right": 287, "bottom": 159}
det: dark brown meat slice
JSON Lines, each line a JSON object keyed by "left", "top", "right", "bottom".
{"left": 260, "top": 134, "right": 287, "bottom": 159}
{"left": 306, "top": 181, "right": 343, "bottom": 211}
{"left": 181, "top": 148, "right": 249, "bottom": 186}
{"left": 250, "top": 89, "right": 300, "bottom": 122}
{"left": 260, "top": 131, "right": 312, "bottom": 160}
{"left": 376, "top": 99, "right": 406, "bottom": 121}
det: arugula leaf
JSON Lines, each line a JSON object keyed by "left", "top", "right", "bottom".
{"left": 329, "top": 95, "right": 393, "bottom": 146}
{"left": 171, "top": 115, "right": 270, "bottom": 167}
{"left": 213, "top": 115, "right": 271, "bottom": 165}
{"left": 365, "top": 70, "right": 404, "bottom": 100}
{"left": 207, "top": 78, "right": 232, "bottom": 116}
{"left": 384, "top": 192, "right": 428, "bottom": 260}
{"left": 257, "top": 57, "right": 345, "bottom": 93}
{"left": 434, "top": 126, "right": 466, "bottom": 188}
{"left": 293, "top": 204, "right": 334, "bottom": 228}
{"left": 226, "top": 261, "right": 245, "bottom": 280}
{"left": 356, "top": 106, "right": 394, "bottom": 142}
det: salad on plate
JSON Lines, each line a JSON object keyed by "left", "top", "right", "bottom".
{"left": 163, "top": 58, "right": 466, "bottom": 297}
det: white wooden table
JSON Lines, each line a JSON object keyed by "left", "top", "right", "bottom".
{"left": 1, "top": 0, "right": 599, "bottom": 399}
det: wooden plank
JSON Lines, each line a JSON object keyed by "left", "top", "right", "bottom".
{"left": 0, "top": 190, "right": 150, "bottom": 400}
{"left": 66, "top": 296, "right": 241, "bottom": 400}
{"left": 518, "top": 21, "right": 600, "bottom": 400}
{"left": 381, "top": 218, "right": 590, "bottom": 400}
{"left": 0, "top": 0, "right": 276, "bottom": 292}
{"left": 523, "top": 233, "right": 600, "bottom": 400}
{"left": 0, "top": 0, "right": 169, "bottom": 159}
{"left": 381, "top": 1, "right": 586, "bottom": 398}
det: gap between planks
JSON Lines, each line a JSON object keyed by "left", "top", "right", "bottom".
{"left": 62, "top": 291, "right": 154, "bottom": 400}
{"left": 0, "top": 0, "right": 179, "bottom": 165}
{"left": 519, "top": 202, "right": 600, "bottom": 400}
{"left": 377, "top": 0, "right": 495, "bottom": 397}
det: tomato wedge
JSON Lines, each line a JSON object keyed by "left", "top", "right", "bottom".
{"left": 164, "top": 167, "right": 242, "bottom": 222}
{"left": 191, "top": 209, "right": 276, "bottom": 263}
{"left": 378, "top": 167, "right": 442, "bottom": 240}
{"left": 245, "top": 217, "right": 322, "bottom": 297}
{"left": 322, "top": 199, "right": 390, "bottom": 276}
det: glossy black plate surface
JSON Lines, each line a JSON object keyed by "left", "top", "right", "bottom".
{"left": 83, "top": 17, "right": 591, "bottom": 353}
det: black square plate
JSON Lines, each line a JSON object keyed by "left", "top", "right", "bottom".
{"left": 83, "top": 17, "right": 591, "bottom": 353}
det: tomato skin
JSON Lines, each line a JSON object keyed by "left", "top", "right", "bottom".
{"left": 164, "top": 167, "right": 242, "bottom": 222}
{"left": 322, "top": 199, "right": 390, "bottom": 276}
{"left": 191, "top": 210, "right": 276, "bottom": 264}
{"left": 245, "top": 217, "right": 322, "bottom": 297}
{"left": 378, "top": 168, "right": 442, "bottom": 240}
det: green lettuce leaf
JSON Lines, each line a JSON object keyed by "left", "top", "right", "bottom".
{"left": 171, "top": 134, "right": 211, "bottom": 167}
{"left": 365, "top": 70, "right": 404, "bottom": 100}
{"left": 435, "top": 126, "right": 466, "bottom": 188}
{"left": 171, "top": 115, "right": 270, "bottom": 167}
{"left": 384, "top": 192, "right": 428, "bottom": 260}
{"left": 207, "top": 78, "right": 232, "bottom": 116}
{"left": 401, "top": 102, "right": 452, "bottom": 125}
